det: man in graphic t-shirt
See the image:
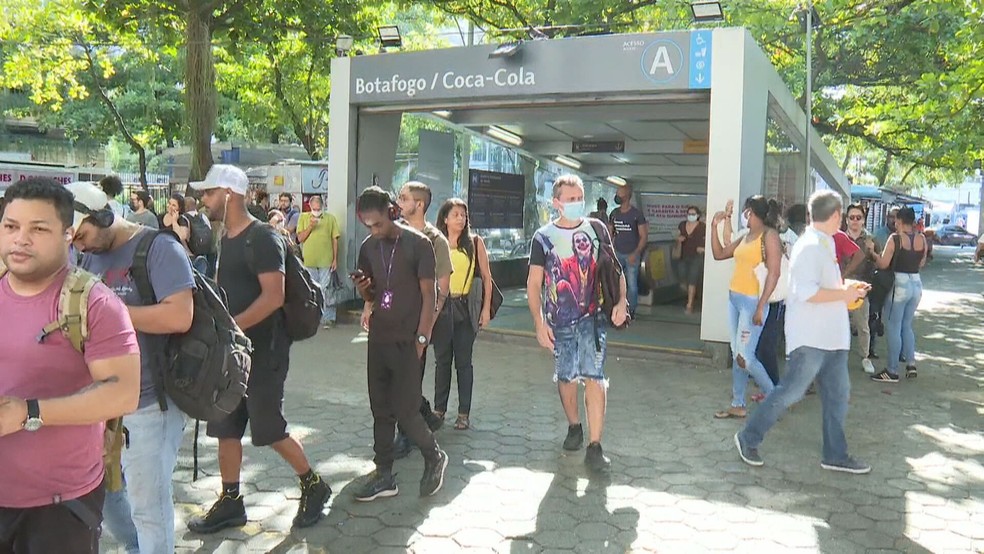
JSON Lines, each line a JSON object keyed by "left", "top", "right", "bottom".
{"left": 351, "top": 186, "right": 449, "bottom": 502}
{"left": 0, "top": 178, "right": 140, "bottom": 553}
{"left": 528, "top": 175, "right": 628, "bottom": 472}
{"left": 608, "top": 185, "right": 648, "bottom": 316}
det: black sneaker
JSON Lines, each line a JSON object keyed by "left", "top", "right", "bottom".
{"left": 419, "top": 449, "right": 449, "bottom": 497}
{"left": 584, "top": 442, "right": 611, "bottom": 471}
{"left": 821, "top": 457, "right": 871, "bottom": 475}
{"left": 354, "top": 471, "right": 399, "bottom": 502}
{"left": 871, "top": 370, "right": 899, "bottom": 383}
{"left": 293, "top": 476, "right": 332, "bottom": 528}
{"left": 734, "top": 432, "right": 763, "bottom": 467}
{"left": 393, "top": 431, "right": 414, "bottom": 460}
{"left": 563, "top": 424, "right": 584, "bottom": 451}
{"left": 187, "top": 493, "right": 247, "bottom": 534}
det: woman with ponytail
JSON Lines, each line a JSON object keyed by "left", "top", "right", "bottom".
{"left": 710, "top": 196, "right": 783, "bottom": 419}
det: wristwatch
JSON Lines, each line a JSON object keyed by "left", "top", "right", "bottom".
{"left": 416, "top": 334, "right": 428, "bottom": 345}
{"left": 23, "top": 399, "right": 43, "bottom": 432}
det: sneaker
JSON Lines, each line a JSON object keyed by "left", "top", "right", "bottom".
{"left": 584, "top": 442, "right": 611, "bottom": 471}
{"left": 393, "top": 431, "right": 414, "bottom": 460}
{"left": 293, "top": 476, "right": 332, "bottom": 528}
{"left": 563, "top": 424, "right": 584, "bottom": 451}
{"left": 187, "top": 493, "right": 247, "bottom": 534}
{"left": 861, "top": 358, "right": 876, "bottom": 375}
{"left": 869, "top": 351, "right": 880, "bottom": 360}
{"left": 419, "top": 449, "right": 449, "bottom": 497}
{"left": 821, "top": 457, "right": 871, "bottom": 475}
{"left": 354, "top": 471, "right": 399, "bottom": 502}
{"left": 870, "top": 370, "right": 899, "bottom": 383}
{"left": 734, "top": 432, "right": 763, "bottom": 467}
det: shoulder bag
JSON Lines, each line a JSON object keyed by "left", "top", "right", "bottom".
{"left": 753, "top": 230, "right": 790, "bottom": 303}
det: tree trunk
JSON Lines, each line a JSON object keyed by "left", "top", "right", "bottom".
{"left": 186, "top": 8, "right": 217, "bottom": 181}
{"left": 877, "top": 153, "right": 893, "bottom": 188}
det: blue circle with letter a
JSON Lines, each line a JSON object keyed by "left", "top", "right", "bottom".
{"left": 640, "top": 40, "right": 684, "bottom": 85}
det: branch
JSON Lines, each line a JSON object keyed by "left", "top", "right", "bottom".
{"left": 898, "top": 162, "right": 921, "bottom": 188}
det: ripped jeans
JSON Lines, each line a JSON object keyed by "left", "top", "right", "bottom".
{"left": 728, "top": 291, "right": 775, "bottom": 408}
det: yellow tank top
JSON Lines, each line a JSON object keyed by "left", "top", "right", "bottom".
{"left": 730, "top": 233, "right": 763, "bottom": 296}
{"left": 449, "top": 248, "right": 476, "bottom": 296}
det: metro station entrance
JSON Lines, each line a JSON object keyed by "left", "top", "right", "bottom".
{"left": 327, "top": 28, "right": 848, "bottom": 356}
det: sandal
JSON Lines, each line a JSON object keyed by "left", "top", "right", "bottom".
{"left": 713, "top": 407, "right": 746, "bottom": 419}
{"left": 454, "top": 415, "right": 470, "bottom": 430}
{"left": 906, "top": 366, "right": 918, "bottom": 379}
{"left": 750, "top": 393, "right": 766, "bottom": 403}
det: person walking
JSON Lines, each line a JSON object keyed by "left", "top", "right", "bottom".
{"left": 187, "top": 165, "right": 331, "bottom": 533}
{"left": 528, "top": 175, "right": 628, "bottom": 471}
{"left": 589, "top": 198, "right": 610, "bottom": 226}
{"left": 433, "top": 198, "right": 493, "bottom": 431}
{"left": 870, "top": 206, "right": 926, "bottom": 382}
{"left": 734, "top": 190, "right": 871, "bottom": 475}
{"left": 675, "top": 206, "right": 706, "bottom": 314}
{"left": 351, "top": 187, "right": 449, "bottom": 501}
{"left": 391, "top": 182, "right": 452, "bottom": 457}
{"left": 296, "top": 194, "right": 341, "bottom": 329}
{"left": 711, "top": 196, "right": 782, "bottom": 418}
{"left": 608, "top": 185, "right": 648, "bottom": 317}
{"left": 844, "top": 204, "right": 877, "bottom": 375}
{"left": 0, "top": 177, "right": 140, "bottom": 553}
{"left": 70, "top": 181, "right": 195, "bottom": 554}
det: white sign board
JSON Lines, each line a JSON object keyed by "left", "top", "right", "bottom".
{"left": 638, "top": 193, "right": 706, "bottom": 241}
{"left": 0, "top": 167, "right": 75, "bottom": 189}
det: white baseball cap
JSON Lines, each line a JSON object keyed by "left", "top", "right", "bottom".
{"left": 190, "top": 164, "right": 248, "bottom": 195}
{"left": 65, "top": 181, "right": 110, "bottom": 230}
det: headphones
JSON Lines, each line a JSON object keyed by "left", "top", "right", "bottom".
{"left": 355, "top": 190, "right": 401, "bottom": 223}
{"left": 74, "top": 201, "right": 115, "bottom": 228}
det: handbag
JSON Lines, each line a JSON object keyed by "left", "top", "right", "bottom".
{"left": 869, "top": 235, "right": 901, "bottom": 309}
{"left": 470, "top": 236, "right": 503, "bottom": 319}
{"left": 753, "top": 231, "right": 790, "bottom": 303}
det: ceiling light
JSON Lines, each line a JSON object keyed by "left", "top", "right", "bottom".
{"left": 335, "top": 35, "right": 354, "bottom": 56}
{"left": 489, "top": 41, "right": 522, "bottom": 59}
{"left": 690, "top": 1, "right": 724, "bottom": 23}
{"left": 485, "top": 126, "right": 523, "bottom": 146}
{"left": 554, "top": 155, "right": 582, "bottom": 170}
{"left": 606, "top": 176, "right": 627, "bottom": 187}
{"left": 378, "top": 25, "right": 402, "bottom": 49}
{"left": 612, "top": 155, "right": 631, "bottom": 164}
{"left": 432, "top": 110, "right": 452, "bottom": 119}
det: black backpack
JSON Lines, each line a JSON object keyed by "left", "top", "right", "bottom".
{"left": 131, "top": 231, "right": 252, "bottom": 422}
{"left": 245, "top": 223, "right": 324, "bottom": 342}
{"left": 589, "top": 219, "right": 630, "bottom": 330}
{"left": 182, "top": 213, "right": 214, "bottom": 257}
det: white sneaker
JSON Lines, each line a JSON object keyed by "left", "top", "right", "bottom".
{"left": 861, "top": 358, "right": 876, "bottom": 374}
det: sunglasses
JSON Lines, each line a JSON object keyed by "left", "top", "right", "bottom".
{"left": 847, "top": 215, "right": 864, "bottom": 221}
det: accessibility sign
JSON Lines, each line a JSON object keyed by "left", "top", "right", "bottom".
{"left": 689, "top": 30, "right": 712, "bottom": 89}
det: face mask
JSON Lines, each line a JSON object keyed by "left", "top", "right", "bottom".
{"left": 687, "top": 215, "right": 698, "bottom": 223}
{"left": 614, "top": 196, "right": 623, "bottom": 206}
{"left": 310, "top": 209, "right": 322, "bottom": 216}
{"left": 561, "top": 201, "right": 586, "bottom": 220}
{"left": 740, "top": 211, "right": 750, "bottom": 229}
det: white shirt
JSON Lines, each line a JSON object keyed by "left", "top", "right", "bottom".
{"left": 784, "top": 226, "right": 851, "bottom": 354}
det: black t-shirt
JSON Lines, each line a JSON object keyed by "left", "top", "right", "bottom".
{"left": 358, "top": 224, "right": 436, "bottom": 343}
{"left": 218, "top": 221, "right": 287, "bottom": 353}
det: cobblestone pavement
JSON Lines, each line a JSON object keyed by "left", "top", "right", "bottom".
{"left": 103, "top": 248, "right": 983, "bottom": 553}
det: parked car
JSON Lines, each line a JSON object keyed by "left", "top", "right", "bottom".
{"left": 932, "top": 225, "right": 978, "bottom": 247}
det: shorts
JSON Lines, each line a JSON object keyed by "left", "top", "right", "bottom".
{"left": 552, "top": 315, "right": 608, "bottom": 384}
{"left": 676, "top": 255, "right": 704, "bottom": 287}
{"left": 206, "top": 347, "right": 290, "bottom": 447}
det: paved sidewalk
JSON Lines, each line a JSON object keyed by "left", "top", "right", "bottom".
{"left": 104, "top": 248, "right": 983, "bottom": 553}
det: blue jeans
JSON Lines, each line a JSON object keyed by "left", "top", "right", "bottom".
{"left": 104, "top": 399, "right": 186, "bottom": 554}
{"left": 756, "top": 301, "right": 785, "bottom": 385}
{"left": 307, "top": 266, "right": 337, "bottom": 323}
{"left": 728, "top": 292, "right": 775, "bottom": 407}
{"left": 740, "top": 347, "right": 851, "bottom": 464}
{"left": 884, "top": 273, "right": 922, "bottom": 375}
{"left": 552, "top": 315, "right": 608, "bottom": 384}
{"left": 103, "top": 488, "right": 139, "bottom": 554}
{"left": 616, "top": 252, "right": 640, "bottom": 313}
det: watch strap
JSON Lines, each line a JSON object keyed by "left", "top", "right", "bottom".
{"left": 27, "top": 398, "right": 40, "bottom": 419}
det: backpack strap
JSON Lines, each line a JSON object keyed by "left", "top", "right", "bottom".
{"left": 130, "top": 231, "right": 160, "bottom": 305}
{"left": 37, "top": 267, "right": 99, "bottom": 353}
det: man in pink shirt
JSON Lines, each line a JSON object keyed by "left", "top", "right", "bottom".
{"left": 0, "top": 177, "right": 140, "bottom": 553}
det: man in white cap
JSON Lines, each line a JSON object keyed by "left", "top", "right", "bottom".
{"left": 187, "top": 165, "right": 331, "bottom": 532}
{"left": 69, "top": 180, "right": 196, "bottom": 554}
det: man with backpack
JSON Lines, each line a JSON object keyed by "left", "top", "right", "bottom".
{"left": 0, "top": 177, "right": 141, "bottom": 553}
{"left": 189, "top": 164, "right": 330, "bottom": 532}
{"left": 527, "top": 175, "right": 628, "bottom": 472}
{"left": 69, "top": 181, "right": 196, "bottom": 554}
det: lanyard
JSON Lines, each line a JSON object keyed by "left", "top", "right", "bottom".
{"left": 379, "top": 234, "right": 401, "bottom": 291}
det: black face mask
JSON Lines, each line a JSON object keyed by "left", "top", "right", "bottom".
{"left": 614, "top": 196, "right": 623, "bottom": 206}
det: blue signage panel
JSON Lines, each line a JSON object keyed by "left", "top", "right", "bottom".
{"left": 689, "top": 30, "right": 712, "bottom": 89}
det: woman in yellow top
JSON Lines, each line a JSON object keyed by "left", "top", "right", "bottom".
{"left": 433, "top": 199, "right": 492, "bottom": 431}
{"left": 710, "top": 196, "right": 783, "bottom": 419}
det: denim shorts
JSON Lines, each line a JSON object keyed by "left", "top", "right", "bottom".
{"left": 552, "top": 315, "right": 608, "bottom": 384}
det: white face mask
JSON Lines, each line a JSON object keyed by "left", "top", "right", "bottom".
{"left": 310, "top": 209, "right": 322, "bottom": 216}
{"left": 687, "top": 214, "right": 698, "bottom": 223}
{"left": 740, "top": 211, "right": 750, "bottom": 229}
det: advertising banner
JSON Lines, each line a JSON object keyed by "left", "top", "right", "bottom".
{"left": 638, "top": 193, "right": 707, "bottom": 241}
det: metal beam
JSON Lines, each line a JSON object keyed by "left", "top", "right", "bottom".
{"left": 450, "top": 103, "right": 710, "bottom": 127}
{"left": 524, "top": 139, "right": 687, "bottom": 156}
{"left": 584, "top": 164, "right": 708, "bottom": 178}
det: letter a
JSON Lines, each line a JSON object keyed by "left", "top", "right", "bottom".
{"left": 649, "top": 47, "right": 675, "bottom": 76}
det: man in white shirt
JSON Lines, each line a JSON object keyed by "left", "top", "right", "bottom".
{"left": 734, "top": 190, "right": 872, "bottom": 474}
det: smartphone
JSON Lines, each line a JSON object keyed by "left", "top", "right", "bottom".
{"left": 349, "top": 269, "right": 366, "bottom": 280}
